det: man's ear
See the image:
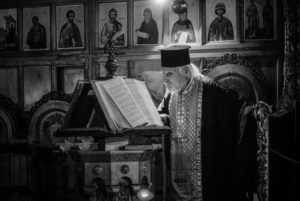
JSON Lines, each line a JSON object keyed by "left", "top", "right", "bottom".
{"left": 184, "top": 66, "right": 191, "bottom": 78}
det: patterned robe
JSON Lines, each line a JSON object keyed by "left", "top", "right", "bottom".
{"left": 159, "top": 75, "right": 251, "bottom": 201}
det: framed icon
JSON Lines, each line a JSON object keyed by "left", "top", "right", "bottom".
{"left": 56, "top": 4, "right": 84, "bottom": 50}
{"left": 244, "top": 0, "right": 276, "bottom": 41}
{"left": 23, "top": 6, "right": 50, "bottom": 51}
{"left": 98, "top": 2, "right": 127, "bottom": 48}
{"left": 0, "top": 8, "right": 17, "bottom": 51}
{"left": 169, "top": 0, "right": 200, "bottom": 45}
{"left": 205, "top": 0, "right": 238, "bottom": 44}
{"left": 133, "top": 0, "right": 163, "bottom": 45}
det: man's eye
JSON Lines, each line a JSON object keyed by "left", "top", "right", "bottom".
{"left": 165, "top": 72, "right": 173, "bottom": 77}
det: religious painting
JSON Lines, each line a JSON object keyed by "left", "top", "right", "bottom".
{"left": 23, "top": 6, "right": 50, "bottom": 51}
{"left": 0, "top": 8, "right": 17, "bottom": 51}
{"left": 169, "top": 0, "right": 200, "bottom": 45}
{"left": 205, "top": 0, "right": 238, "bottom": 44}
{"left": 244, "top": 0, "right": 276, "bottom": 40}
{"left": 98, "top": 2, "right": 127, "bottom": 48}
{"left": 56, "top": 4, "right": 84, "bottom": 50}
{"left": 133, "top": 0, "right": 163, "bottom": 45}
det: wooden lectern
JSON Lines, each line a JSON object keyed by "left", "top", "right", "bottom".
{"left": 55, "top": 80, "right": 171, "bottom": 201}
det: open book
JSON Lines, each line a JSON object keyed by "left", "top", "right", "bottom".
{"left": 91, "top": 77, "right": 163, "bottom": 131}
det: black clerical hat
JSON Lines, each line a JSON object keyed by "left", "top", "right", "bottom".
{"left": 160, "top": 45, "right": 191, "bottom": 68}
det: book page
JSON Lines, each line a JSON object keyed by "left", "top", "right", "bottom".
{"left": 124, "top": 79, "right": 163, "bottom": 127}
{"left": 137, "top": 31, "right": 148, "bottom": 39}
{"left": 99, "top": 77, "right": 147, "bottom": 128}
{"left": 178, "top": 32, "right": 189, "bottom": 44}
{"left": 92, "top": 81, "right": 129, "bottom": 130}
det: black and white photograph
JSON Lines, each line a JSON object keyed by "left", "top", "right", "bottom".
{"left": 23, "top": 6, "right": 50, "bottom": 51}
{"left": 0, "top": 1, "right": 298, "bottom": 201}
{"left": 56, "top": 4, "right": 84, "bottom": 50}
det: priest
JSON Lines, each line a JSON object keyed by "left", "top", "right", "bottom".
{"left": 158, "top": 45, "right": 256, "bottom": 201}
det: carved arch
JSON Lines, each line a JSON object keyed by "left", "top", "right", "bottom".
{"left": 202, "top": 53, "right": 270, "bottom": 103}
{"left": 0, "top": 94, "right": 19, "bottom": 144}
{"left": 28, "top": 91, "right": 72, "bottom": 145}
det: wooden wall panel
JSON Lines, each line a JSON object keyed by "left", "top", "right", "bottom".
{"left": 24, "top": 66, "right": 51, "bottom": 111}
{"left": 134, "top": 60, "right": 161, "bottom": 78}
{"left": 0, "top": 68, "right": 18, "bottom": 103}
{"left": 63, "top": 68, "right": 84, "bottom": 94}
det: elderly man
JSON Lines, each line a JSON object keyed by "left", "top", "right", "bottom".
{"left": 158, "top": 45, "right": 255, "bottom": 201}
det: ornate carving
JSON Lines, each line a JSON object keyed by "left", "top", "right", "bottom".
{"left": 29, "top": 91, "right": 72, "bottom": 117}
{"left": 252, "top": 101, "right": 273, "bottom": 201}
{"left": 203, "top": 53, "right": 271, "bottom": 101}
{"left": 218, "top": 77, "right": 254, "bottom": 101}
{"left": 0, "top": 94, "right": 19, "bottom": 143}
{"left": 204, "top": 54, "right": 268, "bottom": 86}
{"left": 277, "top": 0, "right": 297, "bottom": 113}
{"left": 104, "top": 39, "right": 119, "bottom": 77}
{"left": 28, "top": 91, "right": 72, "bottom": 145}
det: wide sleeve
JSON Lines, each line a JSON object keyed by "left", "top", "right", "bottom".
{"left": 157, "top": 92, "right": 171, "bottom": 126}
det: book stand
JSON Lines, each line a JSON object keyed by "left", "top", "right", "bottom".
{"left": 55, "top": 80, "right": 171, "bottom": 201}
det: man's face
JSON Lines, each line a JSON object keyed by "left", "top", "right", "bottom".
{"left": 162, "top": 67, "right": 187, "bottom": 92}
{"left": 144, "top": 11, "right": 151, "bottom": 23}
{"left": 109, "top": 11, "right": 117, "bottom": 22}
{"left": 32, "top": 17, "right": 38, "bottom": 24}
{"left": 216, "top": 9, "right": 224, "bottom": 17}
{"left": 67, "top": 13, "right": 74, "bottom": 22}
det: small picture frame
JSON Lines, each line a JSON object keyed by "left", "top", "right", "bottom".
{"left": 98, "top": 2, "right": 127, "bottom": 48}
{"left": 133, "top": 0, "right": 163, "bottom": 45}
{"left": 0, "top": 8, "right": 17, "bottom": 51}
{"left": 169, "top": 0, "right": 200, "bottom": 45}
{"left": 56, "top": 4, "right": 85, "bottom": 50}
{"left": 244, "top": 0, "right": 276, "bottom": 41}
{"left": 205, "top": 0, "right": 238, "bottom": 44}
{"left": 23, "top": 6, "right": 50, "bottom": 51}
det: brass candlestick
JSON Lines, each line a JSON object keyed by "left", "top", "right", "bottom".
{"left": 104, "top": 39, "right": 118, "bottom": 77}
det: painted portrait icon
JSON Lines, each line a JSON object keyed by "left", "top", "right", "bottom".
{"left": 169, "top": 0, "right": 199, "bottom": 44}
{"left": 99, "top": 2, "right": 127, "bottom": 48}
{"left": 23, "top": 7, "right": 50, "bottom": 51}
{"left": 244, "top": 0, "right": 276, "bottom": 40}
{"left": 56, "top": 4, "right": 84, "bottom": 49}
{"left": 134, "top": 0, "right": 163, "bottom": 45}
{"left": 206, "top": 0, "right": 237, "bottom": 43}
{"left": 0, "top": 8, "right": 17, "bottom": 51}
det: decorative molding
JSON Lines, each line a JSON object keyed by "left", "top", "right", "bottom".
{"left": 28, "top": 91, "right": 72, "bottom": 145}
{"left": 0, "top": 94, "right": 19, "bottom": 143}
{"left": 203, "top": 53, "right": 269, "bottom": 90}
{"left": 202, "top": 53, "right": 271, "bottom": 102}
{"left": 277, "top": 0, "right": 297, "bottom": 113}
{"left": 29, "top": 91, "right": 72, "bottom": 118}
{"left": 252, "top": 101, "right": 272, "bottom": 201}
